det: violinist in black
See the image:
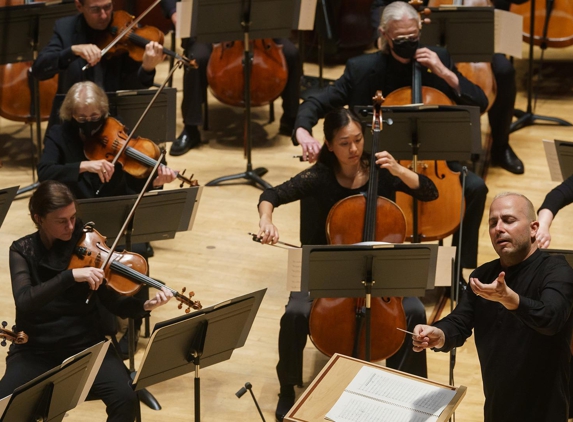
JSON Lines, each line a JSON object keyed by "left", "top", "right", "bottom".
{"left": 258, "top": 108, "right": 438, "bottom": 422}
{"left": 0, "top": 180, "right": 173, "bottom": 421}
{"left": 37, "top": 80, "right": 177, "bottom": 199}
{"left": 32, "top": 0, "right": 165, "bottom": 126}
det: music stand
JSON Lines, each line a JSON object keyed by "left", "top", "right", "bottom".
{"left": 51, "top": 87, "right": 177, "bottom": 143}
{"left": 0, "top": 186, "right": 18, "bottom": 229}
{"left": 181, "top": 0, "right": 297, "bottom": 190}
{"left": 74, "top": 187, "right": 202, "bottom": 415}
{"left": 132, "top": 289, "right": 266, "bottom": 422}
{"left": 0, "top": 341, "right": 108, "bottom": 422}
{"left": 301, "top": 243, "right": 438, "bottom": 362}
{"left": 509, "top": 0, "right": 572, "bottom": 133}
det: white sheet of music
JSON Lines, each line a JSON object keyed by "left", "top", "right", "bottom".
{"left": 176, "top": 0, "right": 193, "bottom": 39}
{"left": 494, "top": 9, "right": 523, "bottom": 58}
{"left": 326, "top": 366, "right": 456, "bottom": 422}
{"left": 297, "top": 0, "right": 318, "bottom": 30}
{"left": 543, "top": 139, "right": 563, "bottom": 182}
{"left": 286, "top": 247, "right": 302, "bottom": 291}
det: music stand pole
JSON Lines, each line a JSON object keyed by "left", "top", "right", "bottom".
{"left": 510, "top": 0, "right": 572, "bottom": 133}
{"left": 205, "top": 0, "right": 271, "bottom": 190}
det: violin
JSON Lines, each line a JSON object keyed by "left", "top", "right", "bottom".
{"left": 0, "top": 321, "right": 28, "bottom": 346}
{"left": 68, "top": 222, "right": 202, "bottom": 313}
{"left": 95, "top": 9, "right": 195, "bottom": 67}
{"left": 84, "top": 116, "right": 198, "bottom": 187}
{"left": 308, "top": 92, "right": 408, "bottom": 362}
{"left": 206, "top": 39, "right": 288, "bottom": 107}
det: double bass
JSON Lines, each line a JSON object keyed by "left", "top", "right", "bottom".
{"left": 308, "top": 92, "right": 408, "bottom": 362}
{"left": 511, "top": 0, "right": 573, "bottom": 48}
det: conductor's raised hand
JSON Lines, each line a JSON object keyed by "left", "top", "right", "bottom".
{"left": 71, "top": 44, "right": 102, "bottom": 67}
{"left": 295, "top": 128, "right": 321, "bottom": 163}
{"left": 72, "top": 267, "right": 105, "bottom": 291}
{"left": 143, "top": 287, "right": 173, "bottom": 311}
{"left": 257, "top": 217, "right": 280, "bottom": 245}
{"left": 470, "top": 272, "right": 519, "bottom": 310}
{"left": 412, "top": 324, "right": 445, "bottom": 352}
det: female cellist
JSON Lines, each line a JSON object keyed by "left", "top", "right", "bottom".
{"left": 0, "top": 180, "right": 173, "bottom": 421}
{"left": 257, "top": 108, "right": 438, "bottom": 422}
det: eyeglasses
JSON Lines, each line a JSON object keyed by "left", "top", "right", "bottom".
{"left": 86, "top": 2, "right": 112, "bottom": 15}
{"left": 73, "top": 114, "right": 102, "bottom": 123}
{"left": 391, "top": 34, "right": 419, "bottom": 44}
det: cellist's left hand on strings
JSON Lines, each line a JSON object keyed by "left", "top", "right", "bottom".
{"left": 153, "top": 165, "right": 178, "bottom": 188}
{"left": 143, "top": 287, "right": 173, "bottom": 311}
{"left": 375, "top": 151, "right": 401, "bottom": 174}
{"left": 142, "top": 41, "right": 165, "bottom": 72}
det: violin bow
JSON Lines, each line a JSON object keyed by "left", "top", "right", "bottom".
{"left": 82, "top": 0, "right": 161, "bottom": 71}
{"left": 248, "top": 232, "right": 299, "bottom": 249}
{"left": 87, "top": 152, "right": 164, "bottom": 303}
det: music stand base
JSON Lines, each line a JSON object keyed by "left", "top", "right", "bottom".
{"left": 510, "top": 109, "right": 573, "bottom": 133}
{"left": 206, "top": 167, "right": 271, "bottom": 190}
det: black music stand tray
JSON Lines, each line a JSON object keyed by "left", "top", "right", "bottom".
{"left": 420, "top": 6, "right": 495, "bottom": 63}
{"left": 74, "top": 187, "right": 201, "bottom": 416}
{"left": 51, "top": 88, "right": 177, "bottom": 143}
{"left": 0, "top": 341, "right": 109, "bottom": 422}
{"left": 301, "top": 243, "right": 438, "bottom": 362}
{"left": 0, "top": 186, "right": 18, "bottom": 229}
{"left": 132, "top": 289, "right": 266, "bottom": 422}
{"left": 183, "top": 0, "right": 297, "bottom": 190}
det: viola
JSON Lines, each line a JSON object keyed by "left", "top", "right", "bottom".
{"left": 206, "top": 39, "right": 288, "bottom": 107}
{"left": 511, "top": 0, "right": 573, "bottom": 48}
{"left": 96, "top": 9, "right": 194, "bottom": 67}
{"left": 0, "top": 321, "right": 28, "bottom": 346}
{"left": 308, "top": 92, "right": 408, "bottom": 362}
{"left": 84, "top": 116, "right": 198, "bottom": 187}
{"left": 68, "top": 222, "right": 202, "bottom": 313}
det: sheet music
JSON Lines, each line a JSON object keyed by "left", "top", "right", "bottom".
{"left": 326, "top": 366, "right": 456, "bottom": 422}
{"left": 435, "top": 246, "right": 456, "bottom": 287}
{"left": 287, "top": 248, "right": 302, "bottom": 291}
{"left": 543, "top": 139, "right": 563, "bottom": 182}
{"left": 0, "top": 394, "right": 10, "bottom": 419}
{"left": 176, "top": 0, "right": 193, "bottom": 39}
{"left": 494, "top": 9, "right": 522, "bottom": 58}
{"left": 297, "top": 0, "right": 317, "bottom": 30}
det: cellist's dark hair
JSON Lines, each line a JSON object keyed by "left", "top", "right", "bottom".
{"left": 317, "top": 108, "right": 369, "bottom": 170}
{"left": 29, "top": 181, "right": 76, "bottom": 228}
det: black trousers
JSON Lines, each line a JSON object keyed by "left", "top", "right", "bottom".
{"left": 276, "top": 292, "right": 427, "bottom": 388}
{"left": 0, "top": 346, "right": 137, "bottom": 422}
{"left": 180, "top": 38, "right": 301, "bottom": 128}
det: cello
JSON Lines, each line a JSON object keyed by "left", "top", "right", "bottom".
{"left": 510, "top": 0, "right": 573, "bottom": 48}
{"left": 308, "top": 92, "right": 408, "bottom": 362}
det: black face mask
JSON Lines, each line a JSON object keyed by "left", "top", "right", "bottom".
{"left": 391, "top": 38, "right": 419, "bottom": 60}
{"left": 73, "top": 117, "right": 104, "bottom": 138}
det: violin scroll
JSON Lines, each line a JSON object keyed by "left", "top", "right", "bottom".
{"left": 1, "top": 321, "right": 28, "bottom": 346}
{"left": 177, "top": 287, "right": 202, "bottom": 314}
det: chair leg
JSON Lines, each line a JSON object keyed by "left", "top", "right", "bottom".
{"left": 203, "top": 93, "right": 209, "bottom": 131}
{"left": 269, "top": 101, "right": 275, "bottom": 124}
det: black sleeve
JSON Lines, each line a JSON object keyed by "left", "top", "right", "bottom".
{"left": 538, "top": 175, "right": 573, "bottom": 217}
{"left": 259, "top": 166, "right": 326, "bottom": 208}
{"left": 9, "top": 249, "right": 76, "bottom": 313}
{"left": 37, "top": 125, "right": 82, "bottom": 184}
{"left": 389, "top": 173, "right": 439, "bottom": 202}
{"left": 97, "top": 286, "right": 149, "bottom": 320}
{"left": 32, "top": 21, "right": 77, "bottom": 81}
{"left": 161, "top": 0, "right": 178, "bottom": 18}
{"left": 292, "top": 63, "right": 356, "bottom": 145}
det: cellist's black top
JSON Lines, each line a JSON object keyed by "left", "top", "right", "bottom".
{"left": 258, "top": 162, "right": 438, "bottom": 245}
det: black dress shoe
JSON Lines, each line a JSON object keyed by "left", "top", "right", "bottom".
{"left": 491, "top": 146, "right": 524, "bottom": 175}
{"left": 275, "top": 393, "right": 295, "bottom": 422}
{"left": 169, "top": 126, "right": 201, "bottom": 156}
